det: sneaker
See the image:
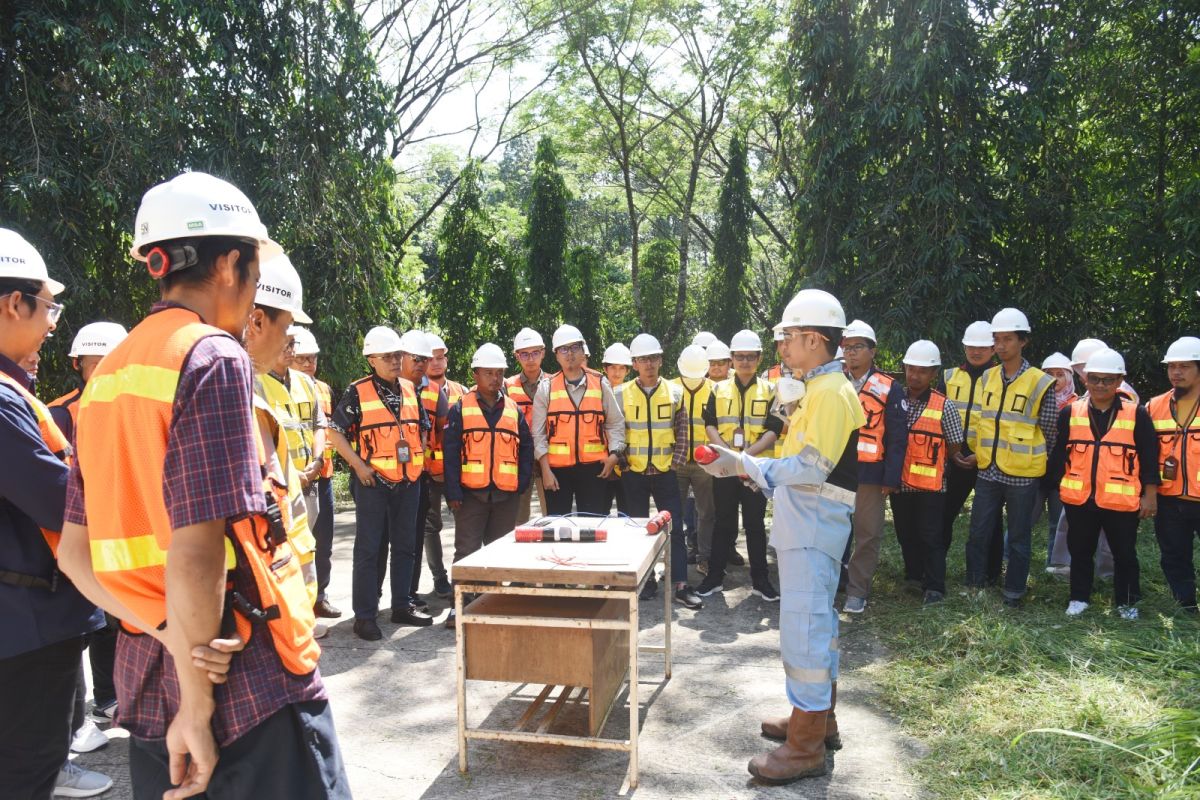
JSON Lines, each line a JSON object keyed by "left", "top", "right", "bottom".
{"left": 70, "top": 720, "right": 108, "bottom": 754}
{"left": 88, "top": 700, "right": 117, "bottom": 724}
{"left": 727, "top": 549, "right": 746, "bottom": 567}
{"left": 696, "top": 578, "right": 724, "bottom": 597}
{"left": 674, "top": 585, "right": 703, "bottom": 609}
{"left": 1002, "top": 596, "right": 1022, "bottom": 609}
{"left": 843, "top": 596, "right": 866, "bottom": 614}
{"left": 411, "top": 597, "right": 430, "bottom": 610}
{"left": 54, "top": 761, "right": 112, "bottom": 798}
{"left": 639, "top": 578, "right": 659, "bottom": 601}
{"left": 1045, "top": 565, "right": 1070, "bottom": 578}
{"left": 696, "top": 560, "right": 709, "bottom": 576}
{"left": 1118, "top": 605, "right": 1139, "bottom": 620}
{"left": 751, "top": 582, "right": 780, "bottom": 602}
{"left": 434, "top": 576, "right": 452, "bottom": 599}
{"left": 1066, "top": 600, "right": 1089, "bottom": 616}
{"left": 922, "top": 590, "right": 945, "bottom": 606}
{"left": 313, "top": 622, "right": 329, "bottom": 640}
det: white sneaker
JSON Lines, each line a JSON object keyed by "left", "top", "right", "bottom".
{"left": 1065, "top": 601, "right": 1089, "bottom": 616}
{"left": 54, "top": 761, "right": 113, "bottom": 798}
{"left": 1118, "top": 605, "right": 1139, "bottom": 620}
{"left": 70, "top": 720, "right": 109, "bottom": 753}
{"left": 314, "top": 622, "right": 329, "bottom": 640}
{"left": 843, "top": 596, "right": 866, "bottom": 614}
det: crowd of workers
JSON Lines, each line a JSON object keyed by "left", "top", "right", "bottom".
{"left": 2, "top": 170, "right": 1198, "bottom": 798}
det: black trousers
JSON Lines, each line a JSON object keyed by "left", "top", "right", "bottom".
{"left": 88, "top": 616, "right": 118, "bottom": 708}
{"left": 1063, "top": 501, "right": 1141, "bottom": 606}
{"left": 545, "top": 461, "right": 609, "bottom": 515}
{"left": 891, "top": 491, "right": 948, "bottom": 594}
{"left": 130, "top": 700, "right": 350, "bottom": 800}
{"left": 943, "top": 463, "right": 1005, "bottom": 583}
{"left": 1155, "top": 495, "right": 1200, "bottom": 609}
{"left": 0, "top": 636, "right": 83, "bottom": 800}
{"left": 603, "top": 476, "right": 627, "bottom": 515}
{"left": 709, "top": 476, "right": 769, "bottom": 586}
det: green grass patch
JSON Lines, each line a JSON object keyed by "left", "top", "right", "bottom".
{"left": 859, "top": 509, "right": 1200, "bottom": 799}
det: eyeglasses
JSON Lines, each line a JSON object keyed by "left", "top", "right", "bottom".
{"left": 633, "top": 355, "right": 662, "bottom": 364}
{"left": 516, "top": 348, "right": 544, "bottom": 361}
{"left": 731, "top": 353, "right": 760, "bottom": 362}
{"left": 292, "top": 354, "right": 317, "bottom": 365}
{"left": 841, "top": 343, "right": 871, "bottom": 354}
{"left": 556, "top": 343, "right": 584, "bottom": 355}
{"left": 2, "top": 292, "right": 64, "bottom": 324}
{"left": 1086, "top": 374, "right": 1121, "bottom": 387}
{"left": 408, "top": 354, "right": 428, "bottom": 364}
{"left": 369, "top": 352, "right": 404, "bottom": 363}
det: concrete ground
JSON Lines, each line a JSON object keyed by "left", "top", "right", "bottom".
{"left": 75, "top": 502, "right": 926, "bottom": 799}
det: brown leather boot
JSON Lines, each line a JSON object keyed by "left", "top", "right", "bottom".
{"left": 748, "top": 708, "right": 828, "bottom": 784}
{"left": 761, "top": 682, "right": 842, "bottom": 750}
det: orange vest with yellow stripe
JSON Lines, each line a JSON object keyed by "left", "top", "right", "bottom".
{"left": 315, "top": 379, "right": 335, "bottom": 479}
{"left": 421, "top": 377, "right": 466, "bottom": 478}
{"left": 1059, "top": 398, "right": 1141, "bottom": 512}
{"left": 546, "top": 371, "right": 608, "bottom": 467}
{"left": 505, "top": 372, "right": 538, "bottom": 428}
{"left": 901, "top": 390, "right": 947, "bottom": 491}
{"left": 76, "top": 307, "right": 319, "bottom": 675}
{"left": 47, "top": 386, "right": 83, "bottom": 432}
{"left": 459, "top": 390, "right": 521, "bottom": 492}
{"left": 856, "top": 371, "right": 894, "bottom": 463}
{"left": 351, "top": 375, "right": 424, "bottom": 482}
{"left": 1146, "top": 391, "right": 1200, "bottom": 499}
{"left": 0, "top": 371, "right": 70, "bottom": 555}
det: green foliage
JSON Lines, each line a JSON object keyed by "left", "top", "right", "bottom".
{"left": 707, "top": 135, "right": 752, "bottom": 341}
{"left": 525, "top": 136, "right": 571, "bottom": 337}
{"left": 434, "top": 161, "right": 491, "bottom": 381}
{"left": 636, "top": 239, "right": 680, "bottom": 339}
{"left": 565, "top": 246, "right": 603, "bottom": 354}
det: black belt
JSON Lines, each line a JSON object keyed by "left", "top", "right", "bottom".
{"left": 0, "top": 568, "right": 58, "bottom": 592}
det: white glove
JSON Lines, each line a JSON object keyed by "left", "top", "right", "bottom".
{"left": 697, "top": 444, "right": 747, "bottom": 479}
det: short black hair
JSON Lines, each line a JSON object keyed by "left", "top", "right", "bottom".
{"left": 153, "top": 236, "right": 258, "bottom": 292}
{"left": 0, "top": 277, "right": 44, "bottom": 314}
{"left": 805, "top": 326, "right": 842, "bottom": 358}
{"left": 255, "top": 304, "right": 285, "bottom": 323}
{"left": 1016, "top": 331, "right": 1030, "bottom": 343}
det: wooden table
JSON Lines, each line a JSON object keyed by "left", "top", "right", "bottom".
{"left": 452, "top": 515, "right": 672, "bottom": 791}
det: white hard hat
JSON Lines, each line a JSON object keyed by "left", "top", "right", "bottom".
{"left": 1085, "top": 347, "right": 1126, "bottom": 376}
{"left": 398, "top": 329, "right": 433, "bottom": 357}
{"left": 362, "top": 326, "right": 402, "bottom": 356}
{"left": 602, "top": 343, "right": 632, "bottom": 366}
{"left": 902, "top": 340, "right": 941, "bottom": 367}
{"left": 513, "top": 327, "right": 545, "bottom": 352}
{"left": 471, "top": 342, "right": 508, "bottom": 370}
{"left": 842, "top": 319, "right": 877, "bottom": 343}
{"left": 692, "top": 331, "right": 717, "bottom": 348}
{"left": 426, "top": 332, "right": 448, "bottom": 353}
{"left": 0, "top": 228, "right": 64, "bottom": 295}
{"left": 131, "top": 172, "right": 280, "bottom": 265}
{"left": 1041, "top": 352, "right": 1072, "bottom": 371}
{"left": 629, "top": 333, "right": 663, "bottom": 358}
{"left": 836, "top": 346, "right": 844, "bottom": 359}
{"left": 990, "top": 307, "right": 1031, "bottom": 333}
{"left": 254, "top": 253, "right": 312, "bottom": 324}
{"left": 677, "top": 345, "right": 709, "bottom": 379}
{"left": 552, "top": 324, "right": 585, "bottom": 350}
{"left": 291, "top": 327, "right": 319, "bottom": 355}
{"left": 962, "top": 321, "right": 994, "bottom": 347}
{"left": 729, "top": 329, "right": 763, "bottom": 352}
{"left": 69, "top": 322, "right": 127, "bottom": 357}
{"left": 583, "top": 342, "right": 590, "bottom": 357}
{"left": 774, "top": 288, "right": 847, "bottom": 332}
{"left": 1071, "top": 338, "right": 1108, "bottom": 367}
{"left": 1163, "top": 336, "right": 1200, "bottom": 364}
{"left": 706, "top": 340, "right": 732, "bottom": 361}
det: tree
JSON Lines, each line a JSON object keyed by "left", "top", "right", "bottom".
{"left": 707, "top": 135, "right": 752, "bottom": 339}
{"left": 525, "top": 136, "right": 571, "bottom": 336}
{"left": 636, "top": 239, "right": 680, "bottom": 338}
{"left": 565, "top": 245, "right": 603, "bottom": 350}
{"left": 433, "top": 161, "right": 492, "bottom": 371}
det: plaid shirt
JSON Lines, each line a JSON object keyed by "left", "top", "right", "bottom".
{"left": 899, "top": 390, "right": 964, "bottom": 493}
{"left": 978, "top": 359, "right": 1060, "bottom": 487}
{"left": 65, "top": 321, "right": 324, "bottom": 746}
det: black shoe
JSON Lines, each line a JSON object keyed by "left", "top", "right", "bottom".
{"left": 674, "top": 585, "right": 703, "bottom": 609}
{"left": 1002, "top": 596, "right": 1021, "bottom": 609}
{"left": 727, "top": 549, "right": 746, "bottom": 567}
{"left": 411, "top": 597, "right": 430, "bottom": 610}
{"left": 696, "top": 577, "right": 724, "bottom": 597}
{"left": 391, "top": 606, "right": 434, "bottom": 626}
{"left": 751, "top": 582, "right": 780, "bottom": 602}
{"left": 444, "top": 610, "right": 457, "bottom": 629}
{"left": 687, "top": 552, "right": 698, "bottom": 565}
{"left": 353, "top": 618, "right": 383, "bottom": 641}
{"left": 313, "top": 599, "right": 343, "bottom": 619}
{"left": 639, "top": 577, "right": 658, "bottom": 601}
{"left": 923, "top": 590, "right": 945, "bottom": 606}
{"left": 433, "top": 577, "right": 452, "bottom": 599}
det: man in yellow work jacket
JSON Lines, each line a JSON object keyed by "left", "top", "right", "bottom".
{"left": 672, "top": 344, "right": 717, "bottom": 573}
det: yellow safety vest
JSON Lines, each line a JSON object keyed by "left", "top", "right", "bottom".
{"left": 943, "top": 366, "right": 986, "bottom": 453}
{"left": 260, "top": 369, "right": 317, "bottom": 473}
{"left": 621, "top": 379, "right": 682, "bottom": 472}
{"left": 671, "top": 377, "right": 713, "bottom": 462}
{"left": 974, "top": 365, "right": 1055, "bottom": 477}
{"left": 713, "top": 375, "right": 775, "bottom": 452}
{"left": 253, "top": 384, "right": 315, "bottom": 564}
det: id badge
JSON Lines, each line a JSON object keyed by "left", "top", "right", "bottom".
{"left": 732, "top": 427, "right": 745, "bottom": 449}
{"left": 396, "top": 444, "right": 412, "bottom": 464}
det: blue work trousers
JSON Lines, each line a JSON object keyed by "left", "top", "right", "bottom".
{"left": 778, "top": 546, "right": 839, "bottom": 711}
{"left": 965, "top": 477, "right": 1037, "bottom": 599}
{"left": 621, "top": 469, "right": 686, "bottom": 585}
{"left": 351, "top": 479, "right": 420, "bottom": 618}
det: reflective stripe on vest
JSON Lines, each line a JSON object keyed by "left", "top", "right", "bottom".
{"left": 856, "top": 370, "right": 893, "bottom": 463}
{"left": 259, "top": 370, "right": 316, "bottom": 473}
{"left": 353, "top": 376, "right": 424, "bottom": 482}
{"left": 421, "top": 378, "right": 466, "bottom": 478}
{"left": 546, "top": 371, "right": 607, "bottom": 467}
{"left": 621, "top": 379, "right": 680, "bottom": 473}
{"left": 0, "top": 372, "right": 71, "bottom": 555}
{"left": 1147, "top": 391, "right": 1200, "bottom": 499}
{"left": 672, "top": 377, "right": 714, "bottom": 462}
{"left": 973, "top": 366, "right": 1054, "bottom": 477}
{"left": 901, "top": 391, "right": 947, "bottom": 491}
{"left": 315, "top": 379, "right": 335, "bottom": 478}
{"left": 714, "top": 376, "right": 774, "bottom": 452}
{"left": 944, "top": 367, "right": 985, "bottom": 453}
{"left": 1059, "top": 398, "right": 1141, "bottom": 512}
{"left": 252, "top": 390, "right": 313, "bottom": 557}
{"left": 459, "top": 391, "right": 521, "bottom": 492}
{"left": 505, "top": 373, "right": 536, "bottom": 429}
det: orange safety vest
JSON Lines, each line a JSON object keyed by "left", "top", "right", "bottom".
{"left": 76, "top": 307, "right": 319, "bottom": 675}
{"left": 1059, "top": 398, "right": 1141, "bottom": 512}
{"left": 47, "top": 386, "right": 83, "bottom": 432}
{"left": 421, "top": 377, "right": 466, "bottom": 479}
{"left": 546, "top": 371, "right": 608, "bottom": 468}
{"left": 0, "top": 371, "right": 71, "bottom": 555}
{"left": 766, "top": 364, "right": 783, "bottom": 381}
{"left": 1147, "top": 391, "right": 1200, "bottom": 499}
{"left": 314, "top": 379, "right": 335, "bottom": 479}
{"left": 901, "top": 390, "right": 947, "bottom": 491}
{"left": 505, "top": 373, "right": 537, "bottom": 429}
{"left": 351, "top": 375, "right": 424, "bottom": 483}
{"left": 856, "top": 370, "right": 894, "bottom": 463}
{"left": 459, "top": 390, "right": 521, "bottom": 492}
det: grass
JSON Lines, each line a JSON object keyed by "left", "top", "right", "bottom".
{"left": 857, "top": 508, "right": 1200, "bottom": 799}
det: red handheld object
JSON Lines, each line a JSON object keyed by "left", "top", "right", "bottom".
{"left": 645, "top": 510, "right": 672, "bottom": 535}
{"left": 515, "top": 526, "right": 606, "bottom": 543}
{"left": 694, "top": 445, "right": 718, "bottom": 465}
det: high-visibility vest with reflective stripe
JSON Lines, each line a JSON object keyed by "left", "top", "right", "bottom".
{"left": 315, "top": 379, "right": 335, "bottom": 478}
{"left": 0, "top": 371, "right": 70, "bottom": 555}
{"left": 505, "top": 373, "right": 537, "bottom": 428}
{"left": 259, "top": 369, "right": 316, "bottom": 473}
{"left": 459, "top": 390, "right": 521, "bottom": 492}
{"left": 1059, "top": 398, "right": 1141, "bottom": 511}
{"left": 856, "top": 370, "right": 894, "bottom": 463}
{"left": 944, "top": 366, "right": 986, "bottom": 453}
{"left": 974, "top": 365, "right": 1054, "bottom": 477}
{"left": 713, "top": 375, "right": 774, "bottom": 452}
{"left": 1147, "top": 391, "right": 1200, "bottom": 499}
{"left": 621, "top": 379, "right": 681, "bottom": 473}
{"left": 351, "top": 375, "right": 424, "bottom": 483}
{"left": 901, "top": 391, "right": 947, "bottom": 491}
{"left": 76, "top": 307, "right": 319, "bottom": 675}
{"left": 47, "top": 386, "right": 83, "bottom": 433}
{"left": 253, "top": 384, "right": 314, "bottom": 558}
{"left": 765, "top": 364, "right": 786, "bottom": 381}
{"left": 546, "top": 371, "right": 608, "bottom": 467}
{"left": 671, "top": 377, "right": 713, "bottom": 462}
{"left": 421, "top": 377, "right": 466, "bottom": 478}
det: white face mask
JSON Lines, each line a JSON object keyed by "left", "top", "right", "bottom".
{"left": 775, "top": 377, "right": 807, "bottom": 406}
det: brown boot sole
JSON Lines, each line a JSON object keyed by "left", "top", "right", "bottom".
{"left": 747, "top": 759, "right": 828, "bottom": 784}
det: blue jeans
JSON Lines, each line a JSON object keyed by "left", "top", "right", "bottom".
{"left": 351, "top": 480, "right": 420, "bottom": 618}
{"left": 966, "top": 477, "right": 1038, "bottom": 599}
{"left": 314, "top": 476, "right": 335, "bottom": 601}
{"left": 621, "top": 470, "right": 686, "bottom": 585}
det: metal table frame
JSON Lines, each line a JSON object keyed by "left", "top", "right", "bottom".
{"left": 455, "top": 530, "right": 672, "bottom": 791}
